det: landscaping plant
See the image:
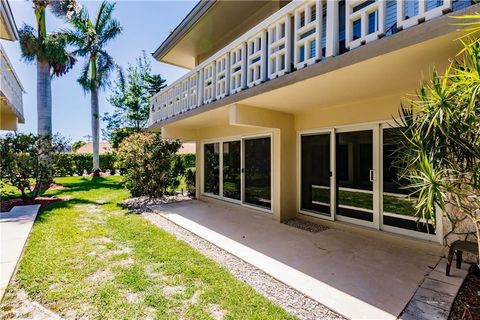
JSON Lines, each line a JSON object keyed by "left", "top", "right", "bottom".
{"left": 397, "top": 24, "right": 480, "bottom": 259}
{"left": 103, "top": 52, "right": 166, "bottom": 146}
{"left": 116, "top": 132, "right": 183, "bottom": 197}
{"left": 0, "top": 133, "right": 67, "bottom": 200}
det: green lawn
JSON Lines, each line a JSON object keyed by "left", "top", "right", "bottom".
{"left": 1, "top": 176, "right": 295, "bottom": 320}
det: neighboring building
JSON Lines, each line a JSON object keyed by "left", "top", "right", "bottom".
{"left": 0, "top": 0, "right": 24, "bottom": 131}
{"left": 149, "top": 0, "right": 478, "bottom": 243}
{"left": 76, "top": 142, "right": 113, "bottom": 154}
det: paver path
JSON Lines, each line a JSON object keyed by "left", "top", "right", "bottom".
{"left": 0, "top": 205, "right": 40, "bottom": 300}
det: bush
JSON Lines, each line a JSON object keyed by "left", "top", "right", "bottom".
{"left": 185, "top": 167, "right": 196, "bottom": 196}
{"left": 180, "top": 153, "right": 195, "bottom": 169}
{"left": 0, "top": 133, "right": 66, "bottom": 199}
{"left": 100, "top": 152, "right": 118, "bottom": 175}
{"left": 116, "top": 132, "right": 183, "bottom": 197}
{"left": 52, "top": 152, "right": 76, "bottom": 176}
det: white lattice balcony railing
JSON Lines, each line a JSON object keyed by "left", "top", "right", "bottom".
{"left": 0, "top": 44, "right": 23, "bottom": 121}
{"left": 397, "top": 0, "right": 452, "bottom": 30}
{"left": 149, "top": 0, "right": 465, "bottom": 126}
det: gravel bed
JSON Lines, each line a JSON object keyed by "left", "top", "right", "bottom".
{"left": 142, "top": 208, "right": 344, "bottom": 320}
{"left": 123, "top": 195, "right": 192, "bottom": 212}
{"left": 283, "top": 218, "right": 329, "bottom": 233}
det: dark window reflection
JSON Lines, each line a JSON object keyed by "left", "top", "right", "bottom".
{"left": 336, "top": 130, "right": 373, "bottom": 221}
{"left": 301, "top": 134, "right": 330, "bottom": 215}
{"left": 244, "top": 137, "right": 271, "bottom": 209}
{"left": 382, "top": 128, "right": 434, "bottom": 234}
{"left": 223, "top": 141, "right": 241, "bottom": 200}
{"left": 204, "top": 143, "right": 219, "bottom": 195}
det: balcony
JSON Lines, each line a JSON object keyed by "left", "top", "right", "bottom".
{"left": 149, "top": 0, "right": 472, "bottom": 127}
{"left": 0, "top": 43, "right": 23, "bottom": 129}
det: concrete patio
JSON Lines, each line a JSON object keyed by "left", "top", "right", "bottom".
{"left": 149, "top": 199, "right": 461, "bottom": 319}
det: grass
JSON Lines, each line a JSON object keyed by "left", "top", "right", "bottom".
{"left": 1, "top": 176, "right": 295, "bottom": 320}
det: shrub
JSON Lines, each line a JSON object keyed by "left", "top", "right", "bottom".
{"left": 72, "top": 153, "right": 93, "bottom": 176}
{"left": 116, "top": 132, "right": 183, "bottom": 197}
{"left": 0, "top": 133, "right": 67, "bottom": 199}
{"left": 53, "top": 152, "right": 76, "bottom": 176}
{"left": 100, "top": 152, "right": 117, "bottom": 175}
{"left": 185, "top": 167, "right": 196, "bottom": 196}
{"left": 180, "top": 153, "right": 196, "bottom": 169}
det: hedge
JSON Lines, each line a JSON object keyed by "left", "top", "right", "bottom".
{"left": 52, "top": 152, "right": 195, "bottom": 177}
{"left": 52, "top": 153, "right": 119, "bottom": 176}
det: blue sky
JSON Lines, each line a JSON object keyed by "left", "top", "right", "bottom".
{"left": 3, "top": 0, "right": 196, "bottom": 142}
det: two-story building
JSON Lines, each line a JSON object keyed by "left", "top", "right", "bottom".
{"left": 0, "top": 0, "right": 23, "bottom": 131}
{"left": 149, "top": 0, "right": 478, "bottom": 244}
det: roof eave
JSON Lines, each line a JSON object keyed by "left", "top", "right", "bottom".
{"left": 152, "top": 0, "right": 216, "bottom": 63}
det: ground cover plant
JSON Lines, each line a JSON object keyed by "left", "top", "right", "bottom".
{"left": 0, "top": 176, "right": 296, "bottom": 319}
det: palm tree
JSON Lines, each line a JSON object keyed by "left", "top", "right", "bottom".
{"left": 65, "top": 1, "right": 122, "bottom": 175}
{"left": 18, "top": 0, "right": 79, "bottom": 187}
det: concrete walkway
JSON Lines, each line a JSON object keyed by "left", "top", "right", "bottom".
{"left": 0, "top": 205, "right": 40, "bottom": 300}
{"left": 149, "top": 200, "right": 456, "bottom": 320}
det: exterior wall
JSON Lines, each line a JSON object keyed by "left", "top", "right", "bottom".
{"left": 294, "top": 94, "right": 402, "bottom": 131}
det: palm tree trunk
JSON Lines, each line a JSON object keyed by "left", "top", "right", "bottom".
{"left": 91, "top": 85, "right": 101, "bottom": 176}
{"left": 36, "top": 60, "right": 53, "bottom": 188}
{"left": 37, "top": 61, "right": 52, "bottom": 136}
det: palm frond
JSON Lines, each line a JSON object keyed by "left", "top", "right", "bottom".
{"left": 95, "top": 2, "right": 115, "bottom": 33}
{"left": 78, "top": 60, "right": 92, "bottom": 92}
{"left": 18, "top": 24, "right": 40, "bottom": 63}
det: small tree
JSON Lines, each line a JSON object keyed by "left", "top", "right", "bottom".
{"left": 0, "top": 133, "right": 67, "bottom": 200}
{"left": 116, "top": 132, "right": 182, "bottom": 198}
{"left": 102, "top": 52, "right": 166, "bottom": 146}
{"left": 397, "top": 33, "right": 480, "bottom": 259}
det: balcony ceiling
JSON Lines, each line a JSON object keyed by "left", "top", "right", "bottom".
{"left": 155, "top": 0, "right": 288, "bottom": 69}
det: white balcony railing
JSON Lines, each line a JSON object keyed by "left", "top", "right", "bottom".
{"left": 150, "top": 0, "right": 464, "bottom": 126}
{"left": 0, "top": 44, "right": 23, "bottom": 121}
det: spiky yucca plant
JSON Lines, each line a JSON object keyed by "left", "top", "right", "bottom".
{"left": 398, "top": 17, "right": 480, "bottom": 259}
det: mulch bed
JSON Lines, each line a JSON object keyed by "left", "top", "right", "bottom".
{"left": 449, "top": 268, "right": 480, "bottom": 320}
{"left": 0, "top": 197, "right": 67, "bottom": 212}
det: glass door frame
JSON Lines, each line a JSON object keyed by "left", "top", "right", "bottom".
{"left": 297, "top": 129, "right": 336, "bottom": 221}
{"left": 201, "top": 138, "right": 242, "bottom": 205}
{"left": 200, "top": 132, "right": 273, "bottom": 213}
{"left": 241, "top": 133, "right": 274, "bottom": 213}
{"left": 298, "top": 124, "right": 380, "bottom": 229}
{"left": 379, "top": 122, "right": 443, "bottom": 242}
{"left": 335, "top": 123, "right": 380, "bottom": 230}
{"left": 298, "top": 121, "right": 443, "bottom": 243}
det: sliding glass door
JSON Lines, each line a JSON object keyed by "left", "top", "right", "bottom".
{"left": 336, "top": 129, "right": 376, "bottom": 224}
{"left": 382, "top": 128, "right": 436, "bottom": 235}
{"left": 300, "top": 132, "right": 333, "bottom": 218}
{"left": 243, "top": 137, "right": 272, "bottom": 209}
{"left": 203, "top": 136, "right": 272, "bottom": 211}
{"left": 204, "top": 143, "right": 220, "bottom": 195}
{"left": 223, "top": 140, "right": 241, "bottom": 201}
